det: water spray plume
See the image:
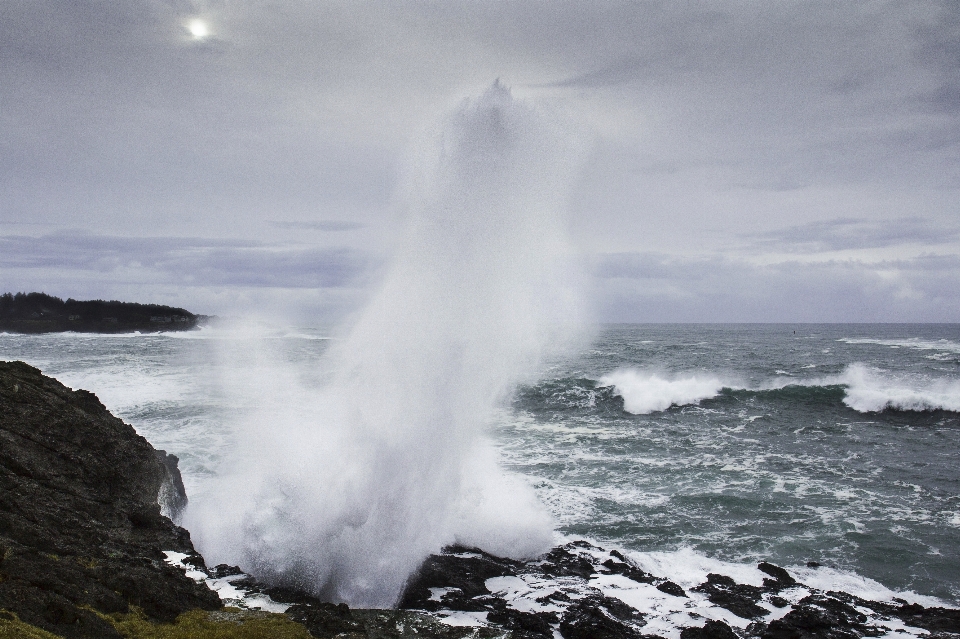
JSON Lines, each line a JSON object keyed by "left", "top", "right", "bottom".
{"left": 186, "top": 81, "right": 587, "bottom": 607}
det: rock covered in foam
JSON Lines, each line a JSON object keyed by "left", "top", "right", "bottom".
{"left": 397, "top": 541, "right": 960, "bottom": 639}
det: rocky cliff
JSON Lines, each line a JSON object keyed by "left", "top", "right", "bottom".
{"left": 0, "top": 361, "right": 220, "bottom": 637}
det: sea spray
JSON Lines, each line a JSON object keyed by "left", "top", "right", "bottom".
{"left": 185, "top": 82, "right": 587, "bottom": 606}
{"left": 599, "top": 369, "right": 727, "bottom": 414}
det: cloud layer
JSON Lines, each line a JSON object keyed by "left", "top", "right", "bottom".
{"left": 1, "top": 1, "right": 958, "bottom": 321}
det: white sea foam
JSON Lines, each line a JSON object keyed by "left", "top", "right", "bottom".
{"left": 596, "top": 362, "right": 960, "bottom": 415}
{"left": 481, "top": 541, "right": 954, "bottom": 639}
{"left": 185, "top": 83, "right": 587, "bottom": 607}
{"left": 786, "top": 564, "right": 948, "bottom": 608}
{"left": 839, "top": 337, "right": 960, "bottom": 355}
{"left": 599, "top": 369, "right": 727, "bottom": 414}
{"left": 840, "top": 363, "right": 960, "bottom": 413}
{"left": 618, "top": 544, "right": 953, "bottom": 609}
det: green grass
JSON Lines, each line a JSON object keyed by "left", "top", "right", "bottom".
{"left": 0, "top": 610, "right": 62, "bottom": 639}
{"left": 99, "top": 608, "right": 315, "bottom": 639}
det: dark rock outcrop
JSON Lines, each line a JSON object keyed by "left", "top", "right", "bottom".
{"left": 156, "top": 449, "right": 188, "bottom": 524}
{"left": 692, "top": 573, "right": 767, "bottom": 619}
{"left": 397, "top": 544, "right": 959, "bottom": 639}
{"left": 398, "top": 545, "right": 523, "bottom": 612}
{"left": 825, "top": 591, "right": 960, "bottom": 637}
{"left": 680, "top": 620, "right": 739, "bottom": 639}
{"left": 0, "top": 292, "right": 205, "bottom": 334}
{"left": 761, "top": 594, "right": 884, "bottom": 639}
{"left": 0, "top": 361, "right": 220, "bottom": 638}
{"left": 558, "top": 598, "right": 643, "bottom": 639}
{"left": 758, "top": 561, "right": 797, "bottom": 591}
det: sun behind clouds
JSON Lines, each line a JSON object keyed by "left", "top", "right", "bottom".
{"left": 187, "top": 18, "right": 210, "bottom": 39}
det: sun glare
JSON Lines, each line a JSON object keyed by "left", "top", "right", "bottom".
{"left": 187, "top": 19, "right": 209, "bottom": 39}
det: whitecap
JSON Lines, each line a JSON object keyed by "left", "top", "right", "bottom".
{"left": 840, "top": 363, "right": 960, "bottom": 413}
{"left": 839, "top": 337, "right": 960, "bottom": 355}
{"left": 598, "top": 369, "right": 728, "bottom": 414}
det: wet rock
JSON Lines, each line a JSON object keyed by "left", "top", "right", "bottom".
{"left": 597, "top": 594, "right": 646, "bottom": 624}
{"left": 486, "top": 607, "right": 557, "bottom": 638}
{"left": 354, "top": 609, "right": 507, "bottom": 639}
{"left": 286, "top": 601, "right": 365, "bottom": 637}
{"left": 290, "top": 604, "right": 508, "bottom": 639}
{"left": 692, "top": 573, "right": 767, "bottom": 619}
{"left": 657, "top": 581, "right": 688, "bottom": 597}
{"left": 762, "top": 594, "right": 883, "bottom": 639}
{"left": 893, "top": 603, "right": 960, "bottom": 635}
{"left": 536, "top": 590, "right": 572, "bottom": 604}
{"left": 156, "top": 449, "right": 188, "bottom": 524}
{"left": 559, "top": 599, "right": 643, "bottom": 639}
{"left": 0, "top": 361, "right": 221, "bottom": 638}
{"left": 680, "top": 619, "right": 739, "bottom": 639}
{"left": 826, "top": 591, "right": 960, "bottom": 636}
{"left": 397, "top": 540, "right": 955, "bottom": 639}
{"left": 209, "top": 563, "right": 245, "bottom": 578}
{"left": 540, "top": 546, "right": 598, "bottom": 580}
{"left": 758, "top": 562, "right": 797, "bottom": 591}
{"left": 602, "top": 557, "right": 657, "bottom": 583}
{"left": 397, "top": 545, "right": 522, "bottom": 612}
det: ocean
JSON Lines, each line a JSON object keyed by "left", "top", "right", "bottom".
{"left": 1, "top": 322, "right": 958, "bottom": 607}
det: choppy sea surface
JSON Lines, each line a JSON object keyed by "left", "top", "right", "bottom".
{"left": 2, "top": 323, "right": 958, "bottom": 605}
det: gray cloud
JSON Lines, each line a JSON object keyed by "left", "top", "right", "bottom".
{"left": 592, "top": 252, "right": 960, "bottom": 323}
{"left": 914, "top": 0, "right": 960, "bottom": 115}
{"left": 270, "top": 221, "right": 365, "bottom": 232}
{"left": 741, "top": 217, "right": 960, "bottom": 253}
{"left": 1, "top": 1, "right": 958, "bottom": 321}
{"left": 0, "top": 233, "right": 371, "bottom": 289}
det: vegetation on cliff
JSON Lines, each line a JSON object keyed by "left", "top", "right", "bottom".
{"left": 0, "top": 292, "right": 203, "bottom": 334}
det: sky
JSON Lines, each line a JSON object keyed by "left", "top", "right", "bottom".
{"left": 2, "top": 0, "right": 959, "bottom": 323}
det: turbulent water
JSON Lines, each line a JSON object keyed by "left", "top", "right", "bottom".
{"left": 2, "top": 323, "right": 958, "bottom": 606}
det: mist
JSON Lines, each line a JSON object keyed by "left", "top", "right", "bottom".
{"left": 184, "top": 82, "right": 588, "bottom": 607}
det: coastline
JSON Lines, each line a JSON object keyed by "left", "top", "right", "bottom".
{"left": 2, "top": 361, "right": 958, "bottom": 638}
{"left": 0, "top": 292, "right": 210, "bottom": 335}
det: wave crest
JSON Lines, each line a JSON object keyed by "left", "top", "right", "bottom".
{"left": 599, "top": 369, "right": 726, "bottom": 414}
{"left": 595, "top": 364, "right": 960, "bottom": 415}
{"left": 841, "top": 363, "right": 960, "bottom": 413}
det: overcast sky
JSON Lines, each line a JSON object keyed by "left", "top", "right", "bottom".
{"left": 2, "top": 0, "right": 958, "bottom": 322}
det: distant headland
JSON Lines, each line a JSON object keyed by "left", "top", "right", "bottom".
{"left": 0, "top": 292, "right": 209, "bottom": 334}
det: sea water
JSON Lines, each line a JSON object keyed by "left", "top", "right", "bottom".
{"left": 2, "top": 322, "right": 958, "bottom": 605}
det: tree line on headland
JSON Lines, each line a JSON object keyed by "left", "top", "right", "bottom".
{"left": 0, "top": 292, "right": 205, "bottom": 334}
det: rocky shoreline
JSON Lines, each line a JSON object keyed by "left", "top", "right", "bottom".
{"left": 2, "top": 360, "right": 958, "bottom": 638}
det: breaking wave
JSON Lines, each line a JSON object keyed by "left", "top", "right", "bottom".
{"left": 598, "top": 369, "right": 727, "bottom": 414}
{"left": 524, "top": 364, "right": 960, "bottom": 416}
{"left": 839, "top": 363, "right": 960, "bottom": 413}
